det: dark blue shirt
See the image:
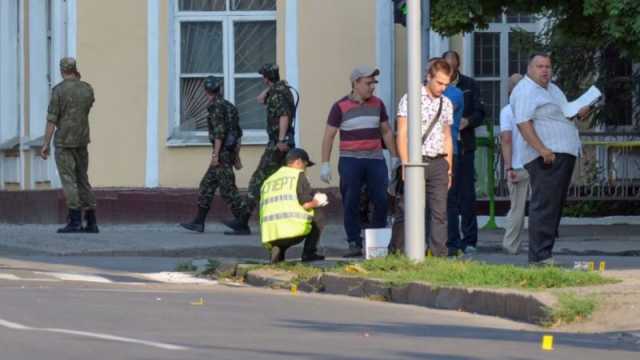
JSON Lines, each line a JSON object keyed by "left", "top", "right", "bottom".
{"left": 444, "top": 85, "right": 464, "bottom": 154}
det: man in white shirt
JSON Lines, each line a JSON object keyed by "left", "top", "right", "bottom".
{"left": 510, "top": 53, "right": 590, "bottom": 265}
{"left": 396, "top": 59, "right": 454, "bottom": 257}
{"left": 500, "top": 73, "right": 526, "bottom": 255}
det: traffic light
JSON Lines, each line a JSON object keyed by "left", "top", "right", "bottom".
{"left": 393, "top": 0, "right": 408, "bottom": 27}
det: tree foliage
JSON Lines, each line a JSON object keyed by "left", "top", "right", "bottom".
{"left": 428, "top": 0, "right": 639, "bottom": 127}
{"left": 430, "top": 0, "right": 640, "bottom": 60}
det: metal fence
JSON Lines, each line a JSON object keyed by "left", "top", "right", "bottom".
{"left": 479, "top": 132, "right": 640, "bottom": 201}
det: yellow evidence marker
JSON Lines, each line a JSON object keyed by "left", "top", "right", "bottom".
{"left": 541, "top": 335, "right": 554, "bottom": 351}
{"left": 291, "top": 284, "right": 298, "bottom": 295}
{"left": 588, "top": 261, "right": 595, "bottom": 272}
{"left": 599, "top": 261, "right": 606, "bottom": 272}
{"left": 190, "top": 297, "right": 205, "bottom": 305}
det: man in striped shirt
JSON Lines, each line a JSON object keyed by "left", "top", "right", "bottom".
{"left": 511, "top": 53, "right": 591, "bottom": 265}
{"left": 320, "top": 65, "right": 398, "bottom": 257}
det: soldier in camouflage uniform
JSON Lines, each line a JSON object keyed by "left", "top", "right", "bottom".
{"left": 41, "top": 57, "right": 98, "bottom": 233}
{"left": 224, "top": 63, "right": 297, "bottom": 235}
{"left": 181, "top": 76, "right": 250, "bottom": 234}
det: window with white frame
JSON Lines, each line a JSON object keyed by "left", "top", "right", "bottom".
{"left": 173, "top": 0, "right": 276, "bottom": 142}
{"left": 471, "top": 11, "right": 542, "bottom": 125}
{"left": 46, "top": 0, "right": 54, "bottom": 91}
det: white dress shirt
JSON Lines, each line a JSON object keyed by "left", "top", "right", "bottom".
{"left": 499, "top": 105, "right": 526, "bottom": 169}
{"left": 509, "top": 75, "right": 581, "bottom": 166}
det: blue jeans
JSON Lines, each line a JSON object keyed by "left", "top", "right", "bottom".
{"left": 338, "top": 157, "right": 389, "bottom": 247}
{"left": 447, "top": 150, "right": 478, "bottom": 251}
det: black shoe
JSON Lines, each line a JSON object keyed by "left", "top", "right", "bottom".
{"left": 529, "top": 257, "right": 555, "bottom": 267}
{"left": 301, "top": 253, "right": 325, "bottom": 262}
{"left": 271, "top": 246, "right": 285, "bottom": 264}
{"left": 224, "top": 228, "right": 251, "bottom": 235}
{"left": 223, "top": 216, "right": 251, "bottom": 235}
{"left": 447, "top": 248, "right": 463, "bottom": 258}
{"left": 181, "top": 207, "right": 208, "bottom": 233}
{"left": 57, "top": 209, "right": 83, "bottom": 233}
{"left": 82, "top": 209, "right": 100, "bottom": 233}
{"left": 180, "top": 223, "right": 204, "bottom": 233}
{"left": 343, "top": 243, "right": 363, "bottom": 258}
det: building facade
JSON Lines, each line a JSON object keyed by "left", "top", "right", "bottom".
{"left": 2, "top": 0, "right": 634, "bottom": 196}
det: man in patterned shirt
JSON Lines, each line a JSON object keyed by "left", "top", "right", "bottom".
{"left": 396, "top": 59, "right": 454, "bottom": 257}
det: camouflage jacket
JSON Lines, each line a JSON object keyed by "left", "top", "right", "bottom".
{"left": 207, "top": 96, "right": 242, "bottom": 163}
{"left": 47, "top": 79, "right": 95, "bottom": 148}
{"left": 265, "top": 80, "right": 295, "bottom": 142}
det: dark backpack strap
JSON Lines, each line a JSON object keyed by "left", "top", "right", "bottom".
{"left": 421, "top": 96, "right": 443, "bottom": 146}
{"left": 286, "top": 85, "right": 300, "bottom": 119}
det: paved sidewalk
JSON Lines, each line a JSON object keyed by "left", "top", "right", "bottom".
{"left": 2, "top": 222, "right": 640, "bottom": 259}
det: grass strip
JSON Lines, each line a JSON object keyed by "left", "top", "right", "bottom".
{"left": 347, "top": 255, "right": 617, "bottom": 290}
{"left": 263, "top": 255, "right": 617, "bottom": 290}
{"left": 549, "top": 292, "right": 598, "bottom": 325}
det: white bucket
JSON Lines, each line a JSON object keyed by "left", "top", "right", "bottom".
{"left": 364, "top": 228, "right": 391, "bottom": 260}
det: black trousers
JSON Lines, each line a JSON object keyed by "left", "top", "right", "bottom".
{"left": 524, "top": 153, "right": 576, "bottom": 263}
{"left": 269, "top": 209, "right": 326, "bottom": 256}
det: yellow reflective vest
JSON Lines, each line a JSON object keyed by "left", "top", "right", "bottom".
{"left": 260, "top": 166, "right": 314, "bottom": 245}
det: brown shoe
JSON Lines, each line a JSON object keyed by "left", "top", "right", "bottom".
{"left": 270, "top": 246, "right": 285, "bottom": 264}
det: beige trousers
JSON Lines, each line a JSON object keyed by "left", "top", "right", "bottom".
{"left": 502, "top": 169, "right": 530, "bottom": 254}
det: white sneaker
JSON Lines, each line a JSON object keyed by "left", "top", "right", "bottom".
{"left": 464, "top": 246, "right": 477, "bottom": 254}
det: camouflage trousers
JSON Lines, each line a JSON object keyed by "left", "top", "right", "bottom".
{"left": 197, "top": 164, "right": 246, "bottom": 218}
{"left": 245, "top": 145, "right": 287, "bottom": 213}
{"left": 55, "top": 146, "right": 96, "bottom": 210}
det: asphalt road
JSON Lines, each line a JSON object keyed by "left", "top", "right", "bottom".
{"left": 0, "top": 279, "right": 638, "bottom": 360}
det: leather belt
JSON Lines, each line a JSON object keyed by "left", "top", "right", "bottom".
{"left": 422, "top": 154, "right": 446, "bottom": 161}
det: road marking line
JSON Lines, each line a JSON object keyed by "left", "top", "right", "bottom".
{"left": 34, "top": 272, "right": 113, "bottom": 283}
{"left": 0, "top": 273, "right": 21, "bottom": 281}
{"left": 0, "top": 318, "right": 188, "bottom": 351}
{"left": 140, "top": 272, "right": 218, "bottom": 284}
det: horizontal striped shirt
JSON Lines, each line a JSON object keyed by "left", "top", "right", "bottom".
{"left": 327, "top": 94, "right": 388, "bottom": 159}
{"left": 510, "top": 76, "right": 581, "bottom": 166}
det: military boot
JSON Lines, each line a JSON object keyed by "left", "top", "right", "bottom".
{"left": 83, "top": 209, "right": 100, "bottom": 233}
{"left": 180, "top": 207, "right": 208, "bottom": 233}
{"left": 57, "top": 209, "right": 83, "bottom": 233}
{"left": 223, "top": 213, "right": 251, "bottom": 235}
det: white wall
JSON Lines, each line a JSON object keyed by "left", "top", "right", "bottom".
{"left": 0, "top": 0, "right": 20, "bottom": 145}
{"left": 29, "top": 0, "right": 49, "bottom": 140}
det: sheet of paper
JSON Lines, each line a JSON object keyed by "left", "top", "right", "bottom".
{"left": 562, "top": 85, "right": 602, "bottom": 118}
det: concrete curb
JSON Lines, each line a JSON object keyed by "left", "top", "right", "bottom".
{"left": 243, "top": 269, "right": 555, "bottom": 325}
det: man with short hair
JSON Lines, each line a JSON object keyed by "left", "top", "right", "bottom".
{"left": 225, "top": 63, "right": 296, "bottom": 235}
{"left": 320, "top": 66, "right": 398, "bottom": 257}
{"left": 511, "top": 53, "right": 591, "bottom": 265}
{"left": 500, "top": 73, "right": 526, "bottom": 254}
{"left": 260, "top": 148, "right": 328, "bottom": 264}
{"left": 181, "top": 76, "right": 247, "bottom": 233}
{"left": 396, "top": 59, "right": 454, "bottom": 257}
{"left": 41, "top": 57, "right": 98, "bottom": 234}
{"left": 442, "top": 50, "right": 485, "bottom": 255}
{"left": 438, "top": 60, "right": 465, "bottom": 256}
